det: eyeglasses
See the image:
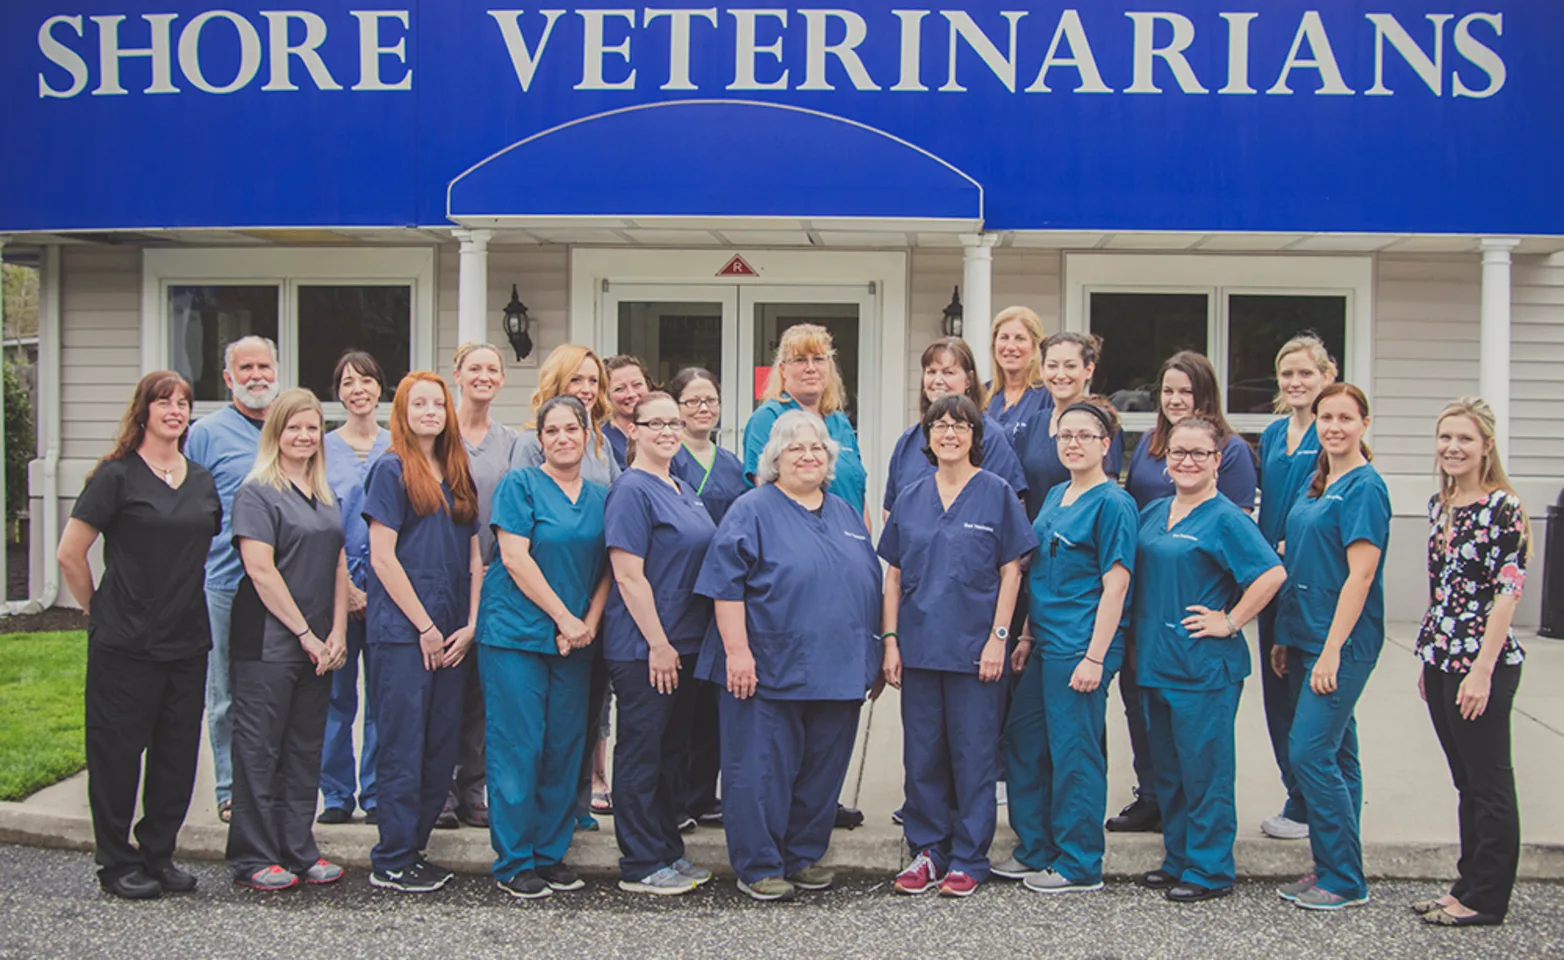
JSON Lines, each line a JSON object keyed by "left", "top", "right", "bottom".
{"left": 1056, "top": 431, "right": 1105, "bottom": 446}
{"left": 784, "top": 443, "right": 829, "bottom": 459}
{"left": 679, "top": 397, "right": 720, "bottom": 411}
{"left": 784, "top": 354, "right": 833, "bottom": 369}
{"left": 1167, "top": 448, "right": 1217, "bottom": 464}
{"left": 929, "top": 421, "right": 972, "bottom": 436}
{"left": 635, "top": 419, "right": 686, "bottom": 434}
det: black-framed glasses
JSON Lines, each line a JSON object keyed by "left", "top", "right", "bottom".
{"left": 1167, "top": 448, "right": 1217, "bottom": 464}
{"left": 1056, "top": 431, "right": 1105, "bottom": 446}
{"left": 679, "top": 397, "right": 720, "bottom": 411}
{"left": 635, "top": 419, "right": 686, "bottom": 434}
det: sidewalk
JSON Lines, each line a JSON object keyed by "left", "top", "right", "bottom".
{"left": 4, "top": 626, "right": 1562, "bottom": 880}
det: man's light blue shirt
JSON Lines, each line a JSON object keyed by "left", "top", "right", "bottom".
{"left": 185, "top": 403, "right": 265, "bottom": 591}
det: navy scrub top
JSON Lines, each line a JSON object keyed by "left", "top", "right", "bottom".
{"left": 1258, "top": 418, "right": 1322, "bottom": 549}
{"left": 882, "top": 415, "right": 1028, "bottom": 513}
{"left": 477, "top": 466, "right": 608, "bottom": 655}
{"left": 603, "top": 469, "right": 718, "bottom": 661}
{"left": 1275, "top": 465, "right": 1391, "bottom": 662}
{"left": 362, "top": 454, "right": 479, "bottom": 644}
{"left": 604, "top": 422, "right": 630, "bottom": 471}
{"left": 742, "top": 397, "right": 869, "bottom": 517}
{"left": 986, "top": 385, "right": 1053, "bottom": 441}
{"left": 672, "top": 443, "right": 747, "bottom": 526}
{"left": 1132, "top": 495, "right": 1282, "bottom": 690}
{"left": 1124, "top": 431, "right": 1258, "bottom": 511}
{"left": 1012, "top": 409, "right": 1125, "bottom": 520}
{"left": 1029, "top": 480, "right": 1139, "bottom": 663}
{"left": 877, "top": 471, "right": 1036, "bottom": 674}
{"left": 694, "top": 484, "right": 883, "bottom": 700}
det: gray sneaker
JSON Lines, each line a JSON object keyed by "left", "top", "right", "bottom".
{"left": 786, "top": 865, "right": 834, "bottom": 891}
{"left": 1277, "top": 872, "right": 1318, "bottom": 901}
{"left": 738, "top": 876, "right": 797, "bottom": 901}
{"left": 1261, "top": 813, "right": 1310, "bottom": 840}
{"left": 618, "top": 865, "right": 697, "bottom": 896}
{"left": 1022, "top": 869, "right": 1104, "bottom": 894}
{"left": 303, "top": 859, "right": 344, "bottom": 885}
{"left": 990, "top": 856, "right": 1034, "bottom": 880}
{"left": 238, "top": 865, "right": 299, "bottom": 891}
{"left": 1294, "top": 886, "right": 1369, "bottom": 911}
{"left": 672, "top": 858, "right": 712, "bottom": 886}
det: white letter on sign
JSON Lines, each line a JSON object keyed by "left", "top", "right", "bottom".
{"left": 39, "top": 15, "right": 90, "bottom": 99}
{"left": 577, "top": 9, "right": 637, "bottom": 90}
{"left": 489, "top": 10, "right": 566, "bottom": 92}
{"left": 178, "top": 11, "right": 263, "bottom": 95}
{"left": 1125, "top": 12, "right": 1208, "bottom": 94}
{"left": 350, "top": 10, "right": 413, "bottom": 91}
{"left": 262, "top": 10, "right": 343, "bottom": 92}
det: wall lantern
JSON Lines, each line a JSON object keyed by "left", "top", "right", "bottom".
{"left": 502, "top": 284, "right": 533, "bottom": 361}
{"left": 941, "top": 286, "right": 963, "bottom": 339}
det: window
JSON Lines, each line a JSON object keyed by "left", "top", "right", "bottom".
{"left": 297, "top": 285, "right": 412, "bottom": 401}
{"left": 169, "top": 285, "right": 280, "bottom": 402}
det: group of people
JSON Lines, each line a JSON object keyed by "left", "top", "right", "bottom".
{"left": 57, "top": 309, "right": 1528, "bottom": 927}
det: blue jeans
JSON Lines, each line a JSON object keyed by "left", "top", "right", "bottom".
{"left": 204, "top": 585, "right": 235, "bottom": 806}
{"left": 319, "top": 617, "right": 377, "bottom": 814}
{"left": 1287, "top": 647, "right": 1375, "bottom": 900}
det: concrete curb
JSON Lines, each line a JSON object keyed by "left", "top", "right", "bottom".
{"left": 5, "top": 802, "right": 1562, "bottom": 882}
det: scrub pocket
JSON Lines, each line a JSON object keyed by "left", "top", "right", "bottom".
{"left": 951, "top": 530, "right": 1000, "bottom": 591}
{"left": 748, "top": 631, "right": 804, "bottom": 695}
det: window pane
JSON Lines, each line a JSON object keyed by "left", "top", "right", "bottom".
{"left": 617, "top": 302, "right": 724, "bottom": 385}
{"left": 1226, "top": 295, "right": 1347, "bottom": 415}
{"left": 169, "top": 285, "right": 279, "bottom": 402}
{"left": 1089, "top": 292, "right": 1208, "bottom": 413}
{"left": 752, "top": 303, "right": 860, "bottom": 428}
{"left": 298, "top": 285, "right": 412, "bottom": 403}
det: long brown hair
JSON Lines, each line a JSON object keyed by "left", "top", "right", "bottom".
{"left": 100, "top": 371, "right": 195, "bottom": 470}
{"left": 1434, "top": 397, "right": 1531, "bottom": 555}
{"left": 388, "top": 372, "right": 477, "bottom": 523}
{"left": 1306, "top": 383, "right": 1373, "bottom": 498}
{"left": 1148, "top": 351, "right": 1235, "bottom": 459}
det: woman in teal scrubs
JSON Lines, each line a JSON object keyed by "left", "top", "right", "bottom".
{"left": 1273, "top": 384, "right": 1390, "bottom": 912}
{"left": 998, "top": 399, "right": 1137, "bottom": 895}
{"left": 1255, "top": 335, "right": 1337, "bottom": 841}
{"left": 1132, "top": 417, "right": 1285, "bottom": 904}
{"left": 476, "top": 396, "right": 611, "bottom": 901}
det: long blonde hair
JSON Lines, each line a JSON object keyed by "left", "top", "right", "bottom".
{"left": 762, "top": 324, "right": 847, "bottom": 417}
{"left": 1435, "top": 398, "right": 1531, "bottom": 554}
{"left": 1271, "top": 334, "right": 1339, "bottom": 415}
{"left": 989, "top": 306, "right": 1047, "bottom": 398}
{"left": 248, "top": 388, "right": 334, "bottom": 505}
{"left": 528, "top": 344, "right": 611, "bottom": 454}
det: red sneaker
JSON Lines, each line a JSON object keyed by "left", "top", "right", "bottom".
{"left": 236, "top": 865, "right": 299, "bottom": 891}
{"left": 893, "top": 851, "right": 942, "bottom": 895}
{"left": 939, "top": 871, "right": 979, "bottom": 898}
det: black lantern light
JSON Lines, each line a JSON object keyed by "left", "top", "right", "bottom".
{"left": 941, "top": 285, "right": 963, "bottom": 339}
{"left": 501, "top": 284, "right": 533, "bottom": 361}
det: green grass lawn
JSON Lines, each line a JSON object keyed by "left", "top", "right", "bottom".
{"left": 0, "top": 631, "right": 86, "bottom": 801}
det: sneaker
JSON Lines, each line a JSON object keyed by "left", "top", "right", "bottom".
{"left": 457, "top": 803, "right": 490, "bottom": 829}
{"left": 696, "top": 804, "right": 723, "bottom": 826}
{"left": 1294, "top": 887, "right": 1369, "bottom": 911}
{"left": 672, "top": 858, "right": 713, "bottom": 886}
{"left": 146, "top": 862, "right": 197, "bottom": 893}
{"left": 304, "top": 859, "right": 345, "bottom": 885}
{"left": 497, "top": 871, "right": 552, "bottom": 900}
{"left": 787, "top": 865, "right": 834, "bottom": 891}
{"left": 238, "top": 865, "right": 299, "bottom": 891}
{"left": 619, "top": 865, "right": 698, "bottom": 896}
{"left": 890, "top": 808, "right": 904, "bottom": 826}
{"left": 536, "top": 863, "right": 584, "bottom": 891}
{"left": 893, "top": 851, "right": 942, "bottom": 895}
{"left": 370, "top": 862, "right": 445, "bottom": 893}
{"left": 1022, "top": 869, "right": 1103, "bottom": 894}
{"left": 1105, "top": 794, "right": 1161, "bottom": 833}
{"left": 316, "top": 806, "right": 351, "bottom": 825}
{"left": 363, "top": 807, "right": 378, "bottom": 826}
{"left": 575, "top": 813, "right": 600, "bottom": 832}
{"left": 101, "top": 868, "right": 163, "bottom": 900}
{"left": 939, "top": 871, "right": 979, "bottom": 897}
{"left": 1277, "top": 872, "right": 1318, "bottom": 902}
{"left": 677, "top": 815, "right": 699, "bottom": 834}
{"left": 416, "top": 858, "right": 455, "bottom": 887}
{"left": 737, "top": 876, "right": 796, "bottom": 902}
{"left": 990, "top": 856, "right": 1034, "bottom": 880}
{"left": 1261, "top": 813, "right": 1310, "bottom": 840}
{"left": 434, "top": 799, "right": 460, "bottom": 830}
{"left": 834, "top": 804, "right": 864, "bottom": 829}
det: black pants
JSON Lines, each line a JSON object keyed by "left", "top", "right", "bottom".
{"left": 576, "top": 649, "right": 611, "bottom": 816}
{"left": 85, "top": 646, "right": 207, "bottom": 882}
{"left": 226, "top": 660, "right": 331, "bottom": 877}
{"left": 682, "top": 679, "right": 722, "bottom": 819}
{"left": 1425, "top": 663, "right": 1522, "bottom": 920}
{"left": 450, "top": 656, "right": 487, "bottom": 813}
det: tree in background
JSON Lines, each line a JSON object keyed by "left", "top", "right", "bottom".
{"left": 4, "top": 364, "right": 32, "bottom": 523}
{"left": 2, "top": 264, "right": 39, "bottom": 339}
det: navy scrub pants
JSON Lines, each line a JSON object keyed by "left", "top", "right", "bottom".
{"left": 682, "top": 679, "right": 722, "bottom": 820}
{"left": 901, "top": 667, "right": 1006, "bottom": 880}
{"left": 319, "top": 616, "right": 377, "bottom": 816}
{"left": 1257, "top": 601, "right": 1306, "bottom": 823}
{"left": 608, "top": 658, "right": 699, "bottom": 881}
{"left": 481, "top": 644, "right": 591, "bottom": 882}
{"left": 1143, "top": 682, "right": 1242, "bottom": 889}
{"left": 368, "top": 642, "right": 468, "bottom": 873}
{"left": 718, "top": 693, "right": 860, "bottom": 884}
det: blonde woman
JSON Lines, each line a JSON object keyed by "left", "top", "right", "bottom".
{"left": 1411, "top": 399, "right": 1529, "bottom": 928}
{"left": 227, "top": 388, "right": 350, "bottom": 891}
{"left": 985, "top": 306, "right": 1053, "bottom": 438}
{"left": 511, "top": 344, "right": 621, "bottom": 487}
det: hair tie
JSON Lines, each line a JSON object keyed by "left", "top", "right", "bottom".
{"left": 1061, "top": 401, "right": 1114, "bottom": 436}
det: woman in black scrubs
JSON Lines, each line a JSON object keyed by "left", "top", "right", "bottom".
{"left": 57, "top": 371, "right": 223, "bottom": 900}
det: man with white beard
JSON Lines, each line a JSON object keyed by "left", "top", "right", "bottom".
{"left": 185, "top": 336, "right": 281, "bottom": 824}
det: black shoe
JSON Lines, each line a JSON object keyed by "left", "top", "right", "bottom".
{"left": 677, "top": 816, "right": 698, "bottom": 834}
{"left": 536, "top": 863, "right": 584, "bottom": 891}
{"left": 146, "top": 862, "right": 198, "bottom": 893}
{"left": 498, "top": 870, "right": 552, "bottom": 900}
{"left": 1167, "top": 882, "right": 1232, "bottom": 903}
{"left": 1136, "top": 869, "right": 1179, "bottom": 890}
{"left": 363, "top": 808, "right": 378, "bottom": 825}
{"left": 370, "top": 862, "right": 447, "bottom": 893}
{"left": 417, "top": 857, "right": 455, "bottom": 886}
{"left": 316, "top": 806, "right": 352, "bottom": 825}
{"left": 457, "top": 804, "right": 489, "bottom": 829}
{"left": 890, "top": 807, "right": 905, "bottom": 826}
{"left": 834, "top": 803, "right": 864, "bottom": 830}
{"left": 1105, "top": 795, "right": 1162, "bottom": 833}
{"left": 696, "top": 803, "right": 723, "bottom": 826}
{"left": 101, "top": 869, "right": 164, "bottom": 900}
{"left": 434, "top": 800, "right": 460, "bottom": 830}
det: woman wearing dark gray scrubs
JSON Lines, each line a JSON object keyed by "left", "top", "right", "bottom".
{"left": 227, "top": 389, "right": 350, "bottom": 891}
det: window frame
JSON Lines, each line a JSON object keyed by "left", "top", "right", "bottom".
{"left": 1063, "top": 253, "right": 1373, "bottom": 436}
{"left": 141, "top": 247, "right": 436, "bottom": 419}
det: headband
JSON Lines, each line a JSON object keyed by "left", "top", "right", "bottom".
{"left": 1060, "top": 401, "right": 1114, "bottom": 436}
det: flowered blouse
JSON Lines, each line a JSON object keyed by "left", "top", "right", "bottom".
{"left": 1416, "top": 490, "right": 1528, "bottom": 673}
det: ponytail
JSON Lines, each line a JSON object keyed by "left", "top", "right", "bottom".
{"left": 1306, "top": 383, "right": 1372, "bottom": 498}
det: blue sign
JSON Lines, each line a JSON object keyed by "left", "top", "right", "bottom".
{"left": 2, "top": 1, "right": 1560, "bottom": 235}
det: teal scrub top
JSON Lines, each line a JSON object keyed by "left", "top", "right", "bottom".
{"left": 1132, "top": 495, "right": 1282, "bottom": 690}
{"left": 1275, "top": 465, "right": 1391, "bottom": 661}
{"left": 742, "top": 397, "right": 868, "bottom": 516}
{"left": 1029, "top": 480, "right": 1139, "bottom": 663}
{"left": 1258, "top": 418, "right": 1322, "bottom": 549}
{"left": 477, "top": 467, "right": 608, "bottom": 654}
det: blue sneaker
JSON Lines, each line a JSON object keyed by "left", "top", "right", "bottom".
{"left": 575, "top": 814, "right": 600, "bottom": 832}
{"left": 672, "top": 858, "right": 712, "bottom": 886}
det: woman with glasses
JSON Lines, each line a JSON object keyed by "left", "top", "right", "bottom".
{"left": 880, "top": 396, "right": 1035, "bottom": 898}
{"left": 604, "top": 392, "right": 719, "bottom": 896}
{"left": 1131, "top": 417, "right": 1284, "bottom": 905}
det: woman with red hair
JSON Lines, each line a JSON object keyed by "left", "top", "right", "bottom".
{"left": 362, "top": 372, "right": 483, "bottom": 893}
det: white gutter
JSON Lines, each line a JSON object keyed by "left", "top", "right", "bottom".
{"left": 4, "top": 244, "right": 61, "bottom": 615}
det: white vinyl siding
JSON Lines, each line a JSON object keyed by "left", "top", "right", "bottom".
{"left": 59, "top": 246, "right": 144, "bottom": 462}
{"left": 1511, "top": 252, "right": 1564, "bottom": 479}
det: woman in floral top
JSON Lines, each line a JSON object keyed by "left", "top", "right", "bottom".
{"left": 1413, "top": 398, "right": 1529, "bottom": 928}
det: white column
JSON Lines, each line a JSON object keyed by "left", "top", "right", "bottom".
{"left": 960, "top": 233, "right": 999, "bottom": 385}
{"left": 454, "top": 229, "right": 493, "bottom": 351}
{"left": 1480, "top": 237, "right": 1519, "bottom": 463}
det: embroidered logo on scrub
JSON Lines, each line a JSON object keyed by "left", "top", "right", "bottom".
{"left": 843, "top": 530, "right": 868, "bottom": 541}
{"left": 963, "top": 522, "right": 995, "bottom": 533}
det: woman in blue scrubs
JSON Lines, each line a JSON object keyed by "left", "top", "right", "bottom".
{"left": 603, "top": 356, "right": 653, "bottom": 471}
{"left": 1132, "top": 416, "right": 1285, "bottom": 904}
{"left": 1012, "top": 332, "right": 1124, "bottom": 520}
{"left": 999, "top": 399, "right": 1137, "bottom": 895}
{"left": 1255, "top": 335, "right": 1337, "bottom": 841}
{"left": 880, "top": 396, "right": 1035, "bottom": 898}
{"left": 884, "top": 338, "right": 1026, "bottom": 518}
{"left": 666, "top": 367, "right": 746, "bottom": 829}
{"left": 1273, "top": 384, "right": 1391, "bottom": 912}
{"left": 1117, "top": 351, "right": 1256, "bottom": 835}
{"left": 985, "top": 306, "right": 1053, "bottom": 439}
{"left": 696, "top": 410, "right": 883, "bottom": 902}
{"left": 605, "top": 392, "right": 719, "bottom": 896}
{"left": 477, "top": 395, "right": 611, "bottom": 901}
{"left": 363, "top": 372, "right": 483, "bottom": 894}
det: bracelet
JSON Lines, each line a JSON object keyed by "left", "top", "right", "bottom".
{"left": 1084, "top": 655, "right": 1104, "bottom": 666}
{"left": 1224, "top": 612, "right": 1238, "bottom": 635}
{"left": 880, "top": 631, "right": 898, "bottom": 642}
{"left": 417, "top": 622, "right": 435, "bottom": 635}
{"left": 295, "top": 626, "right": 312, "bottom": 639}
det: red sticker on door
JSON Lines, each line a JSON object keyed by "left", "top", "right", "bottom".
{"left": 717, "top": 255, "right": 758, "bottom": 276}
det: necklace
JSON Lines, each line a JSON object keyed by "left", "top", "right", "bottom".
{"left": 141, "top": 452, "right": 180, "bottom": 487}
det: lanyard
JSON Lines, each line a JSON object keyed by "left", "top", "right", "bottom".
{"left": 683, "top": 442, "right": 715, "bottom": 495}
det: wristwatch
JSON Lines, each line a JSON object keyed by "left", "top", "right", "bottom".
{"left": 993, "top": 626, "right": 1010, "bottom": 641}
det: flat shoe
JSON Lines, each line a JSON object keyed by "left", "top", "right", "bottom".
{"left": 1136, "top": 869, "right": 1178, "bottom": 890}
{"left": 1422, "top": 908, "right": 1502, "bottom": 927}
{"left": 1166, "top": 882, "right": 1232, "bottom": 903}
{"left": 1409, "top": 898, "right": 1446, "bottom": 915}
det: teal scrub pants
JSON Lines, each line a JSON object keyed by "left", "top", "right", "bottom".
{"left": 1287, "top": 646, "right": 1375, "bottom": 900}
{"left": 480, "top": 644, "right": 592, "bottom": 882}
{"left": 1143, "top": 682, "right": 1242, "bottom": 889}
{"left": 1003, "top": 654, "right": 1117, "bottom": 883}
